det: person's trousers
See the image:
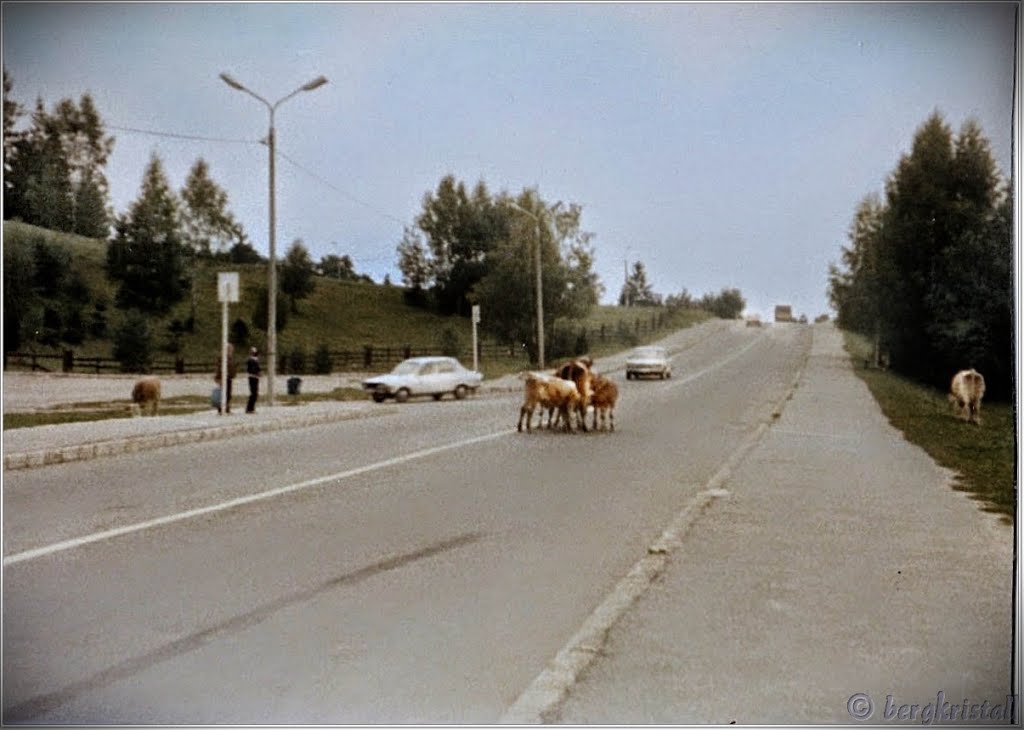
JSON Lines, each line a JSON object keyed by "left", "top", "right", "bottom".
{"left": 247, "top": 376, "right": 259, "bottom": 413}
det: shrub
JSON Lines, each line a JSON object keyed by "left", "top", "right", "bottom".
{"left": 438, "top": 326, "right": 462, "bottom": 357}
{"left": 288, "top": 345, "right": 307, "bottom": 374}
{"left": 112, "top": 310, "right": 153, "bottom": 373}
{"left": 314, "top": 343, "right": 332, "bottom": 374}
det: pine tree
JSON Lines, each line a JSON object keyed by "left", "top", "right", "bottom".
{"left": 279, "top": 239, "right": 316, "bottom": 313}
{"left": 106, "top": 154, "right": 188, "bottom": 314}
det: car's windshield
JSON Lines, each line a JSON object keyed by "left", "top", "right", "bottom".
{"left": 391, "top": 361, "right": 423, "bottom": 375}
{"left": 633, "top": 348, "right": 665, "bottom": 359}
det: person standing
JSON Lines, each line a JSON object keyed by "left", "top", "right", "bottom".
{"left": 215, "top": 343, "right": 237, "bottom": 414}
{"left": 246, "top": 347, "right": 261, "bottom": 413}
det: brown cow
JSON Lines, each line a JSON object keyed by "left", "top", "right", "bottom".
{"left": 554, "top": 357, "right": 593, "bottom": 433}
{"left": 131, "top": 376, "right": 161, "bottom": 417}
{"left": 589, "top": 373, "right": 619, "bottom": 432}
{"left": 949, "top": 369, "right": 985, "bottom": 425}
{"left": 517, "top": 372, "right": 582, "bottom": 433}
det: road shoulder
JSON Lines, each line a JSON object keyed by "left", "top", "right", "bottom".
{"left": 550, "top": 323, "right": 1014, "bottom": 724}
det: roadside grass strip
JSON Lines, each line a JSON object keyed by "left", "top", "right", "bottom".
{"left": 843, "top": 332, "right": 1014, "bottom": 520}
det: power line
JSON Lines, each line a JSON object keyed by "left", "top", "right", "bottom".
{"left": 108, "top": 124, "right": 259, "bottom": 145}
{"left": 274, "top": 148, "right": 410, "bottom": 227}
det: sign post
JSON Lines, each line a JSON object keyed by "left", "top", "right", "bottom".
{"left": 218, "top": 272, "right": 240, "bottom": 415}
{"left": 471, "top": 304, "right": 481, "bottom": 373}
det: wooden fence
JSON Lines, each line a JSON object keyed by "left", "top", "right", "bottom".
{"left": 4, "top": 311, "right": 673, "bottom": 375}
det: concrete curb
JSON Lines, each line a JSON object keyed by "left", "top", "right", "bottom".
{"left": 500, "top": 329, "right": 811, "bottom": 724}
{"left": 3, "top": 405, "right": 395, "bottom": 472}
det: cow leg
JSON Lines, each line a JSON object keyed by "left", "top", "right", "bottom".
{"left": 608, "top": 408, "right": 614, "bottom": 432}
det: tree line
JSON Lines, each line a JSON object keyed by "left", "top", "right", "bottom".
{"left": 398, "top": 175, "right": 746, "bottom": 363}
{"left": 827, "top": 111, "right": 1013, "bottom": 400}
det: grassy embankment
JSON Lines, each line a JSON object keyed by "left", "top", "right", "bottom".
{"left": 843, "top": 330, "right": 1015, "bottom": 521}
{"left": 3, "top": 220, "right": 711, "bottom": 427}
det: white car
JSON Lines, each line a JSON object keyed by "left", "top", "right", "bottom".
{"left": 362, "top": 356, "right": 483, "bottom": 403}
{"left": 625, "top": 346, "right": 672, "bottom": 380}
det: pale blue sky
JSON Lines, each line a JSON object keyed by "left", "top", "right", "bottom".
{"left": 2, "top": 2, "right": 1017, "bottom": 319}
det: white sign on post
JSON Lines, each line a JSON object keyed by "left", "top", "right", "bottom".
{"left": 218, "top": 272, "right": 240, "bottom": 303}
{"left": 218, "top": 273, "right": 239, "bottom": 414}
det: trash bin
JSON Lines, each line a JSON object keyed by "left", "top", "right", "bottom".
{"left": 287, "top": 376, "right": 302, "bottom": 396}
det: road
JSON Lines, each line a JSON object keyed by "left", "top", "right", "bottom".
{"left": 3, "top": 322, "right": 809, "bottom": 723}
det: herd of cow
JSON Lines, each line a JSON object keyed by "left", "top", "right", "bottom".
{"left": 516, "top": 356, "right": 618, "bottom": 434}
{"left": 128, "top": 359, "right": 988, "bottom": 431}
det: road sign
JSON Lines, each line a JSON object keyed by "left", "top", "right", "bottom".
{"left": 472, "top": 304, "right": 481, "bottom": 324}
{"left": 218, "top": 272, "right": 240, "bottom": 303}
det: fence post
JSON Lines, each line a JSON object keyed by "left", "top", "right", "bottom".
{"left": 403, "top": 344, "right": 411, "bottom": 360}
{"left": 62, "top": 349, "right": 74, "bottom": 373}
{"left": 363, "top": 346, "right": 373, "bottom": 369}
{"left": 175, "top": 356, "right": 185, "bottom": 374}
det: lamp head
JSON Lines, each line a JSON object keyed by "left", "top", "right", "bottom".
{"left": 302, "top": 76, "right": 329, "bottom": 92}
{"left": 219, "top": 72, "right": 246, "bottom": 91}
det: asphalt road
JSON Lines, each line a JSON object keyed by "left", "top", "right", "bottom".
{"left": 4, "top": 322, "right": 809, "bottom": 723}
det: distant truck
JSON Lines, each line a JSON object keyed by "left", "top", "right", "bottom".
{"left": 774, "top": 305, "right": 794, "bottom": 323}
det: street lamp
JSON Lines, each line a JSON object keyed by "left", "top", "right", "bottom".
{"left": 220, "top": 72, "right": 328, "bottom": 406}
{"left": 508, "top": 199, "right": 561, "bottom": 369}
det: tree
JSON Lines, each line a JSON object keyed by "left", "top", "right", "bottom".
{"left": 179, "top": 157, "right": 248, "bottom": 318}
{"left": 472, "top": 190, "right": 600, "bottom": 363}
{"left": 279, "top": 239, "right": 316, "bottom": 313}
{"left": 318, "top": 253, "right": 358, "bottom": 280}
{"left": 396, "top": 225, "right": 432, "bottom": 307}
{"left": 106, "top": 154, "right": 188, "bottom": 314}
{"left": 619, "top": 260, "right": 659, "bottom": 306}
{"left": 4, "top": 91, "right": 113, "bottom": 234}
{"left": 228, "top": 239, "right": 264, "bottom": 264}
{"left": 3, "top": 67, "right": 24, "bottom": 202}
{"left": 415, "top": 176, "right": 506, "bottom": 315}
{"left": 180, "top": 158, "right": 246, "bottom": 257}
{"left": 699, "top": 287, "right": 746, "bottom": 319}
{"left": 3, "top": 244, "right": 35, "bottom": 353}
{"left": 112, "top": 309, "right": 153, "bottom": 372}
{"left": 826, "top": 110, "right": 1011, "bottom": 397}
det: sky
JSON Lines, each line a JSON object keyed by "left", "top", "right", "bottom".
{"left": 2, "top": 1, "right": 1018, "bottom": 320}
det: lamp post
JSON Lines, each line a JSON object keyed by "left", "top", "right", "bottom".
{"left": 508, "top": 200, "right": 561, "bottom": 370}
{"left": 220, "top": 72, "right": 328, "bottom": 406}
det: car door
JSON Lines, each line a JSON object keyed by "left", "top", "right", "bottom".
{"left": 434, "top": 359, "right": 458, "bottom": 393}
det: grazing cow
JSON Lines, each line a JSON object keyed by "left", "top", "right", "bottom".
{"left": 589, "top": 373, "right": 619, "bottom": 432}
{"left": 517, "top": 372, "right": 582, "bottom": 433}
{"left": 949, "top": 369, "right": 986, "bottom": 425}
{"left": 554, "top": 357, "right": 594, "bottom": 433}
{"left": 131, "top": 376, "right": 161, "bottom": 417}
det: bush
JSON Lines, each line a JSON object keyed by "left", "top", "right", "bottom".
{"left": 112, "top": 310, "right": 153, "bottom": 373}
{"left": 438, "top": 326, "right": 462, "bottom": 357}
{"left": 288, "top": 345, "right": 307, "bottom": 374}
{"left": 231, "top": 318, "right": 250, "bottom": 348}
{"left": 314, "top": 343, "right": 332, "bottom": 374}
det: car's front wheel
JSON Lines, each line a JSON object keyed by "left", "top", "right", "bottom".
{"left": 454, "top": 384, "right": 468, "bottom": 400}
{"left": 395, "top": 388, "right": 411, "bottom": 403}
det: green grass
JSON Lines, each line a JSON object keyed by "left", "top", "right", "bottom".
{"left": 4, "top": 219, "right": 712, "bottom": 371}
{"left": 844, "top": 331, "right": 1016, "bottom": 521}
{"left": 1, "top": 387, "right": 373, "bottom": 430}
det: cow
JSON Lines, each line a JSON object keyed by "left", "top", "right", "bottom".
{"left": 949, "top": 369, "right": 985, "bottom": 425}
{"left": 130, "top": 376, "right": 161, "bottom": 417}
{"left": 554, "top": 357, "right": 594, "bottom": 433}
{"left": 517, "top": 372, "right": 582, "bottom": 433}
{"left": 589, "top": 373, "right": 619, "bottom": 432}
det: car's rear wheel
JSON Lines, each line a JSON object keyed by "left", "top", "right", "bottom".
{"left": 454, "top": 384, "right": 468, "bottom": 400}
{"left": 371, "top": 392, "right": 387, "bottom": 403}
{"left": 432, "top": 393, "right": 444, "bottom": 401}
{"left": 395, "top": 388, "right": 410, "bottom": 403}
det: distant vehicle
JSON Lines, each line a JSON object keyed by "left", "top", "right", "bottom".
{"left": 745, "top": 314, "right": 762, "bottom": 327}
{"left": 774, "top": 305, "right": 794, "bottom": 323}
{"left": 625, "top": 346, "right": 672, "bottom": 380}
{"left": 362, "top": 356, "right": 483, "bottom": 403}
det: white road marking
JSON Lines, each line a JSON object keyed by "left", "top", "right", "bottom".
{"left": 3, "top": 429, "right": 515, "bottom": 567}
